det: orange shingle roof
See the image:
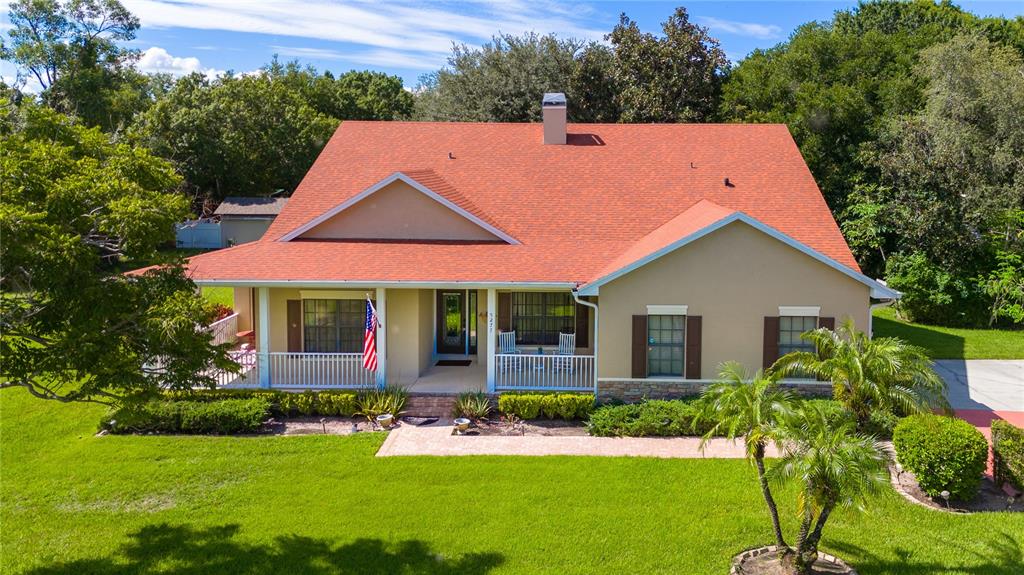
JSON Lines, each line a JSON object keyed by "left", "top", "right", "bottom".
{"left": 185, "top": 121, "right": 860, "bottom": 285}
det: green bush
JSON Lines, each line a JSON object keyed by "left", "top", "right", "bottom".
{"left": 992, "top": 420, "right": 1024, "bottom": 492}
{"left": 453, "top": 391, "right": 492, "bottom": 419}
{"left": 161, "top": 389, "right": 358, "bottom": 417}
{"left": 893, "top": 414, "right": 989, "bottom": 500}
{"left": 497, "top": 393, "right": 594, "bottom": 420}
{"left": 885, "top": 252, "right": 990, "bottom": 327}
{"left": 356, "top": 387, "right": 408, "bottom": 422}
{"left": 587, "top": 399, "right": 715, "bottom": 437}
{"left": 106, "top": 398, "right": 270, "bottom": 435}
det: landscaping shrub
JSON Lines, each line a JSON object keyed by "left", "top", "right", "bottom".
{"left": 162, "top": 389, "right": 358, "bottom": 417}
{"left": 453, "top": 391, "right": 492, "bottom": 419}
{"left": 497, "top": 393, "right": 594, "bottom": 420}
{"left": 106, "top": 398, "right": 270, "bottom": 435}
{"left": 893, "top": 414, "right": 988, "bottom": 500}
{"left": 587, "top": 399, "right": 715, "bottom": 437}
{"left": 992, "top": 420, "right": 1024, "bottom": 492}
{"left": 356, "top": 387, "right": 408, "bottom": 422}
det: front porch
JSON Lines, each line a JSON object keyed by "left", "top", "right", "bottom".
{"left": 207, "top": 286, "right": 596, "bottom": 394}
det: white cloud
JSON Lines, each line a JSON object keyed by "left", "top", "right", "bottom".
{"left": 270, "top": 45, "right": 443, "bottom": 70}
{"left": 122, "top": 0, "right": 607, "bottom": 72}
{"left": 697, "top": 16, "right": 782, "bottom": 40}
{"left": 137, "top": 46, "right": 223, "bottom": 78}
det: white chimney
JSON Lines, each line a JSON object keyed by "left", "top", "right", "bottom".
{"left": 542, "top": 92, "right": 566, "bottom": 145}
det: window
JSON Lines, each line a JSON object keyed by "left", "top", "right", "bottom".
{"left": 303, "top": 299, "right": 364, "bottom": 353}
{"left": 468, "top": 291, "right": 477, "bottom": 353}
{"left": 511, "top": 292, "right": 575, "bottom": 346}
{"left": 778, "top": 316, "right": 817, "bottom": 356}
{"left": 648, "top": 315, "right": 685, "bottom": 376}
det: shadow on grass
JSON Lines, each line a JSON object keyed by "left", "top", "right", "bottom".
{"left": 872, "top": 315, "right": 965, "bottom": 360}
{"left": 25, "top": 523, "right": 505, "bottom": 575}
{"left": 829, "top": 530, "right": 1022, "bottom": 575}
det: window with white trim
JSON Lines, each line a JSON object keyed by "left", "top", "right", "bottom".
{"left": 648, "top": 314, "right": 685, "bottom": 376}
{"left": 778, "top": 316, "right": 817, "bottom": 356}
{"left": 303, "top": 299, "right": 364, "bottom": 353}
{"left": 512, "top": 292, "right": 574, "bottom": 346}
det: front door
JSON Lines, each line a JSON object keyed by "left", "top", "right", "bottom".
{"left": 437, "top": 290, "right": 466, "bottom": 354}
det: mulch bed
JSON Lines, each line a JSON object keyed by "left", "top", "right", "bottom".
{"left": 452, "top": 418, "right": 588, "bottom": 437}
{"left": 889, "top": 464, "right": 1023, "bottom": 513}
{"left": 732, "top": 546, "right": 856, "bottom": 575}
{"left": 263, "top": 416, "right": 382, "bottom": 436}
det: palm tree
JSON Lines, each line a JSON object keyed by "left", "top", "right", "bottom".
{"left": 772, "top": 318, "right": 948, "bottom": 431}
{"left": 769, "top": 402, "right": 890, "bottom": 575}
{"left": 699, "top": 362, "right": 796, "bottom": 559}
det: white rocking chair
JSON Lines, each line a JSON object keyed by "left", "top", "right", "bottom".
{"left": 498, "top": 331, "right": 521, "bottom": 372}
{"left": 553, "top": 333, "right": 576, "bottom": 373}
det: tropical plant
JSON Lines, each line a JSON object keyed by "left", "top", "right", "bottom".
{"left": 769, "top": 402, "right": 890, "bottom": 574}
{"left": 453, "top": 391, "right": 492, "bottom": 420}
{"left": 355, "top": 387, "right": 407, "bottom": 424}
{"left": 772, "top": 319, "right": 948, "bottom": 431}
{"left": 699, "top": 362, "right": 797, "bottom": 559}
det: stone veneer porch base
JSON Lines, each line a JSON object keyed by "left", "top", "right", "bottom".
{"left": 597, "top": 380, "right": 832, "bottom": 402}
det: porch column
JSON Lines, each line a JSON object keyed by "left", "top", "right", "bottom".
{"left": 486, "top": 288, "right": 496, "bottom": 392}
{"left": 257, "top": 286, "right": 270, "bottom": 388}
{"left": 375, "top": 287, "right": 387, "bottom": 388}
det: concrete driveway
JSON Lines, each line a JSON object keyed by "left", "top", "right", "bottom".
{"left": 935, "top": 360, "right": 1024, "bottom": 412}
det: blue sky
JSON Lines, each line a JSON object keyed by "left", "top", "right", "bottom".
{"left": 3, "top": 1, "right": 1024, "bottom": 89}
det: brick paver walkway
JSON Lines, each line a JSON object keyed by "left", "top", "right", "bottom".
{"left": 376, "top": 419, "right": 775, "bottom": 458}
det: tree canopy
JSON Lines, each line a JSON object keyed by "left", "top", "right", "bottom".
{"left": 0, "top": 100, "right": 234, "bottom": 404}
{"left": 414, "top": 7, "right": 727, "bottom": 123}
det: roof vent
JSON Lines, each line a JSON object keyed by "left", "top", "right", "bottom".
{"left": 542, "top": 92, "right": 566, "bottom": 145}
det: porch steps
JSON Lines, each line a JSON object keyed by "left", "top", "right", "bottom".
{"left": 404, "top": 393, "right": 494, "bottom": 417}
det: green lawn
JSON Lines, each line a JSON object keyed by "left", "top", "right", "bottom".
{"left": 201, "top": 286, "right": 234, "bottom": 309}
{"left": 2, "top": 389, "right": 1021, "bottom": 575}
{"left": 873, "top": 307, "right": 1024, "bottom": 360}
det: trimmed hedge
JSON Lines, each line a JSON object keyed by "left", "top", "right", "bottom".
{"left": 163, "top": 389, "right": 359, "bottom": 417}
{"left": 992, "top": 420, "right": 1024, "bottom": 492}
{"left": 893, "top": 414, "right": 988, "bottom": 500}
{"left": 587, "top": 399, "right": 716, "bottom": 437}
{"left": 106, "top": 398, "right": 270, "bottom": 435}
{"left": 497, "top": 393, "right": 594, "bottom": 420}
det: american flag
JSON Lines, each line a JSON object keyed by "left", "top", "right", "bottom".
{"left": 363, "top": 298, "right": 378, "bottom": 371}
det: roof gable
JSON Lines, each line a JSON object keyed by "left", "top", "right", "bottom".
{"left": 578, "top": 211, "right": 897, "bottom": 299}
{"left": 280, "top": 171, "right": 518, "bottom": 244}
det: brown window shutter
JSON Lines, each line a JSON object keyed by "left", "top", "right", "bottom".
{"left": 685, "top": 316, "right": 702, "bottom": 379}
{"left": 498, "top": 292, "right": 512, "bottom": 332}
{"left": 287, "top": 300, "right": 302, "bottom": 352}
{"left": 763, "top": 316, "right": 780, "bottom": 369}
{"left": 818, "top": 316, "right": 835, "bottom": 331}
{"left": 575, "top": 302, "right": 589, "bottom": 348}
{"left": 632, "top": 315, "right": 648, "bottom": 378}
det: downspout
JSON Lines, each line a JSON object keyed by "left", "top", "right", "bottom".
{"left": 572, "top": 289, "right": 599, "bottom": 396}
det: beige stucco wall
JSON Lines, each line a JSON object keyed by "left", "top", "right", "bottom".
{"left": 598, "top": 222, "right": 870, "bottom": 380}
{"left": 301, "top": 180, "right": 499, "bottom": 242}
{"left": 419, "top": 289, "right": 435, "bottom": 373}
{"left": 221, "top": 218, "right": 273, "bottom": 246}
{"left": 258, "top": 288, "right": 430, "bottom": 383}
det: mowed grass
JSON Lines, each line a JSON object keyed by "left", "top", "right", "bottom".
{"left": 2, "top": 389, "right": 1021, "bottom": 574}
{"left": 201, "top": 286, "right": 234, "bottom": 308}
{"left": 873, "top": 307, "right": 1024, "bottom": 360}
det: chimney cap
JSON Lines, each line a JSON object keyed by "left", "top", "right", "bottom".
{"left": 542, "top": 92, "right": 566, "bottom": 107}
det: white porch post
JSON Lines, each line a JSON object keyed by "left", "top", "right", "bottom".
{"left": 375, "top": 287, "right": 387, "bottom": 388}
{"left": 257, "top": 286, "right": 270, "bottom": 388}
{"left": 486, "top": 288, "right": 496, "bottom": 392}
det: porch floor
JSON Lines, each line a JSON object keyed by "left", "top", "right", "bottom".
{"left": 408, "top": 360, "right": 487, "bottom": 394}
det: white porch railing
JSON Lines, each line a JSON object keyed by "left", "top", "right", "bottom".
{"left": 494, "top": 353, "right": 595, "bottom": 391}
{"left": 207, "top": 313, "right": 239, "bottom": 346}
{"left": 207, "top": 351, "right": 375, "bottom": 389}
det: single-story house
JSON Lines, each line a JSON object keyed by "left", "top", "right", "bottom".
{"left": 214, "top": 196, "right": 290, "bottom": 246}
{"left": 182, "top": 93, "right": 897, "bottom": 398}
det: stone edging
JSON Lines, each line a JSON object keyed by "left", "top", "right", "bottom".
{"left": 730, "top": 545, "right": 857, "bottom": 575}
